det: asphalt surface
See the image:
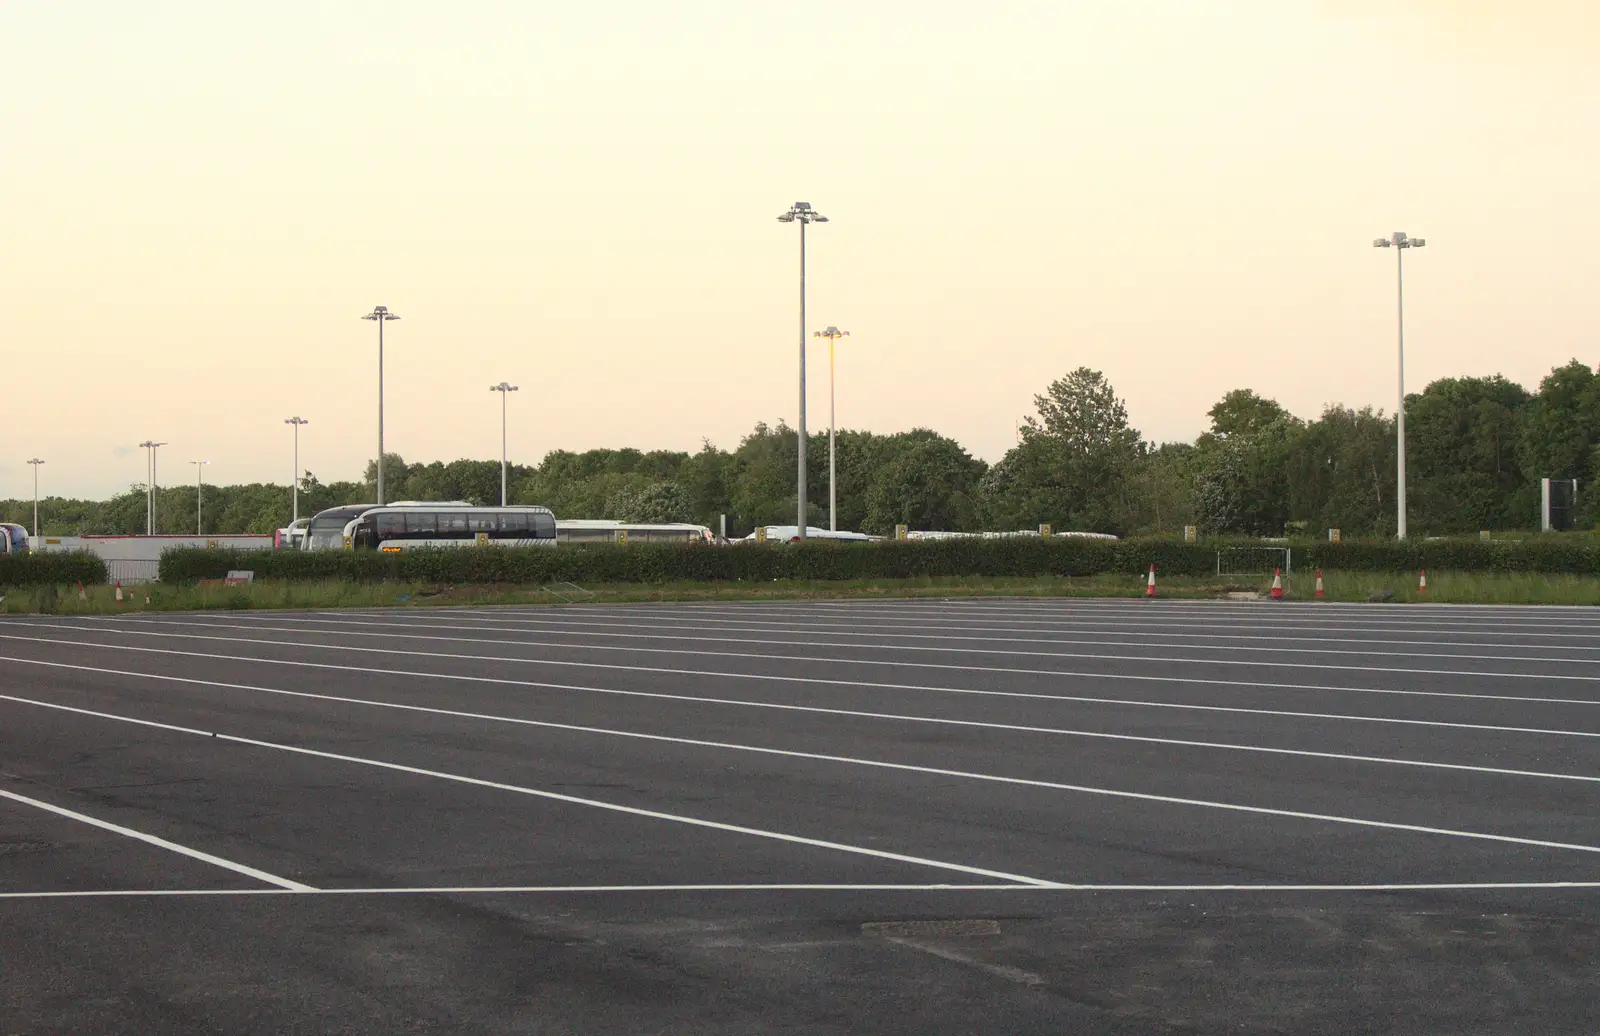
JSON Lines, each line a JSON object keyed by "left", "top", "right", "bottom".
{"left": 2, "top": 597, "right": 1598, "bottom": 1034}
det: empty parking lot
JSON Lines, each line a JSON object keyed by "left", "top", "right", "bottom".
{"left": 2, "top": 597, "right": 1598, "bottom": 1034}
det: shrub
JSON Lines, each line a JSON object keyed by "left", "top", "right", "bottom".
{"left": 1296, "top": 536, "right": 1600, "bottom": 574}
{"left": 158, "top": 538, "right": 1220, "bottom": 586}
{"left": 0, "top": 550, "right": 108, "bottom": 588}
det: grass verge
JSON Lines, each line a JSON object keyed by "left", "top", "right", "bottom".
{"left": 4, "top": 569, "right": 1600, "bottom": 615}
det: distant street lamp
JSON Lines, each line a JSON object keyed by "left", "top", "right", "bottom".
{"left": 812, "top": 327, "right": 850, "bottom": 531}
{"left": 361, "top": 305, "right": 400, "bottom": 505}
{"left": 1372, "top": 231, "right": 1426, "bottom": 540}
{"left": 776, "top": 202, "right": 828, "bottom": 538}
{"left": 26, "top": 458, "right": 44, "bottom": 539}
{"left": 489, "top": 382, "right": 519, "bottom": 506}
{"left": 284, "top": 417, "right": 309, "bottom": 523}
{"left": 139, "top": 440, "right": 167, "bottom": 535}
{"left": 190, "top": 460, "right": 210, "bottom": 535}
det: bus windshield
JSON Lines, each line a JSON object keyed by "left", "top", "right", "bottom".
{"left": 307, "top": 509, "right": 366, "bottom": 550}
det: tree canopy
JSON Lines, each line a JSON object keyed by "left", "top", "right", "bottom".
{"left": 9, "top": 360, "right": 1600, "bottom": 538}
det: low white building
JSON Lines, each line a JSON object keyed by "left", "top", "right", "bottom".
{"left": 32, "top": 534, "right": 273, "bottom": 583}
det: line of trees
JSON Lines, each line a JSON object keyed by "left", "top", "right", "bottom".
{"left": 7, "top": 360, "right": 1598, "bottom": 538}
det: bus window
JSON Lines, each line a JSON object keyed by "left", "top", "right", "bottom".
{"left": 531, "top": 512, "right": 556, "bottom": 539}
{"left": 376, "top": 513, "right": 405, "bottom": 539}
{"left": 468, "top": 512, "right": 497, "bottom": 533}
{"left": 440, "top": 513, "right": 469, "bottom": 536}
{"left": 406, "top": 512, "right": 438, "bottom": 537}
{"left": 497, "top": 512, "right": 529, "bottom": 538}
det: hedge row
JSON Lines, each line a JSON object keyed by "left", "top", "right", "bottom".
{"left": 158, "top": 538, "right": 1220, "bottom": 585}
{"left": 0, "top": 551, "right": 108, "bottom": 588}
{"left": 1297, "top": 537, "right": 1600, "bottom": 574}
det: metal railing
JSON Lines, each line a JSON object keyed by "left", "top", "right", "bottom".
{"left": 104, "top": 560, "right": 161, "bottom": 585}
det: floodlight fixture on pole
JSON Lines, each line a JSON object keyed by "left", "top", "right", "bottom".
{"left": 139, "top": 440, "right": 167, "bottom": 535}
{"left": 361, "top": 305, "right": 400, "bottom": 505}
{"left": 490, "top": 382, "right": 519, "bottom": 506}
{"left": 813, "top": 326, "right": 850, "bottom": 532}
{"left": 26, "top": 458, "right": 44, "bottom": 539}
{"left": 190, "top": 460, "right": 210, "bottom": 535}
{"left": 776, "top": 202, "right": 828, "bottom": 539}
{"left": 1372, "top": 231, "right": 1426, "bottom": 541}
{"left": 284, "top": 417, "right": 309, "bottom": 523}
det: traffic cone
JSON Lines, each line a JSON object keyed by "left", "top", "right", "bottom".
{"left": 1269, "top": 568, "right": 1284, "bottom": 599}
{"left": 114, "top": 581, "right": 123, "bottom": 604}
{"left": 1314, "top": 569, "right": 1325, "bottom": 600}
{"left": 76, "top": 581, "right": 88, "bottom": 602}
{"left": 1145, "top": 565, "right": 1157, "bottom": 597}
{"left": 1418, "top": 570, "right": 1428, "bottom": 594}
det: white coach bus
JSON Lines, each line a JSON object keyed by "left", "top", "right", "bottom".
{"left": 302, "top": 503, "right": 557, "bottom": 551}
{"left": 555, "top": 520, "right": 714, "bottom": 545}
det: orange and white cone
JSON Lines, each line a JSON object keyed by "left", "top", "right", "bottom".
{"left": 1314, "top": 569, "right": 1325, "bottom": 600}
{"left": 76, "top": 581, "right": 88, "bottom": 602}
{"left": 1418, "top": 570, "right": 1428, "bottom": 594}
{"left": 1145, "top": 565, "right": 1157, "bottom": 597}
{"left": 1269, "top": 568, "right": 1284, "bottom": 599}
{"left": 114, "top": 581, "right": 123, "bottom": 604}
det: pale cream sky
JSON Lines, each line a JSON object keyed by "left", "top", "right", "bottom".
{"left": 2, "top": 1, "right": 1597, "bottom": 497}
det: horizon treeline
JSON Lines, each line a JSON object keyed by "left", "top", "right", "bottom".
{"left": 7, "top": 360, "right": 1599, "bottom": 539}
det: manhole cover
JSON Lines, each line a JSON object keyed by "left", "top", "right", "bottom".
{"left": 862, "top": 919, "right": 1001, "bottom": 939}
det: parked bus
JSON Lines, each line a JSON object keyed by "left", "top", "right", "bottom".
{"left": 741, "top": 526, "right": 876, "bottom": 544}
{"left": 349, "top": 505, "right": 556, "bottom": 550}
{"left": 302, "top": 502, "right": 473, "bottom": 550}
{"left": 301, "top": 503, "right": 556, "bottom": 551}
{"left": 555, "top": 520, "right": 714, "bottom": 545}
{"left": 0, "top": 523, "right": 27, "bottom": 555}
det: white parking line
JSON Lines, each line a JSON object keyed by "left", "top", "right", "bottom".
{"left": 0, "top": 689, "right": 1057, "bottom": 888}
{"left": 211, "top": 611, "right": 1600, "bottom": 670}
{"left": 4, "top": 879, "right": 1600, "bottom": 899}
{"left": 0, "top": 787, "right": 312, "bottom": 891}
{"left": 11, "top": 625, "right": 1600, "bottom": 732}
{"left": 377, "top": 607, "right": 1600, "bottom": 650}
{"left": 475, "top": 597, "right": 1600, "bottom": 630}
{"left": 60, "top": 613, "right": 1600, "bottom": 685}
{"left": 8, "top": 650, "right": 1600, "bottom": 788}
{"left": 5, "top": 674, "right": 1600, "bottom": 861}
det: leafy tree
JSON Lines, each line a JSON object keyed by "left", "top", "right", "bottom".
{"left": 609, "top": 480, "right": 695, "bottom": 524}
{"left": 1192, "top": 389, "right": 1303, "bottom": 535}
{"left": 1407, "top": 376, "right": 1532, "bottom": 533}
{"left": 860, "top": 431, "right": 986, "bottom": 534}
{"left": 982, "top": 368, "right": 1144, "bottom": 534}
{"left": 1285, "top": 406, "right": 1395, "bottom": 537}
{"left": 1517, "top": 361, "right": 1600, "bottom": 488}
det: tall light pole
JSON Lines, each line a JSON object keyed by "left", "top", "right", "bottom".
{"left": 361, "top": 305, "right": 400, "bottom": 504}
{"left": 26, "top": 458, "right": 44, "bottom": 539}
{"left": 190, "top": 460, "right": 210, "bottom": 535}
{"left": 139, "top": 440, "right": 167, "bottom": 535}
{"left": 812, "top": 327, "right": 850, "bottom": 531}
{"left": 284, "top": 417, "right": 309, "bottom": 523}
{"left": 777, "top": 202, "right": 828, "bottom": 538}
{"left": 1373, "top": 231, "right": 1426, "bottom": 540}
{"left": 489, "top": 382, "right": 519, "bottom": 506}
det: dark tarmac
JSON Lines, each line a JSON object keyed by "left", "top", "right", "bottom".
{"left": 2, "top": 598, "right": 1597, "bottom": 1034}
